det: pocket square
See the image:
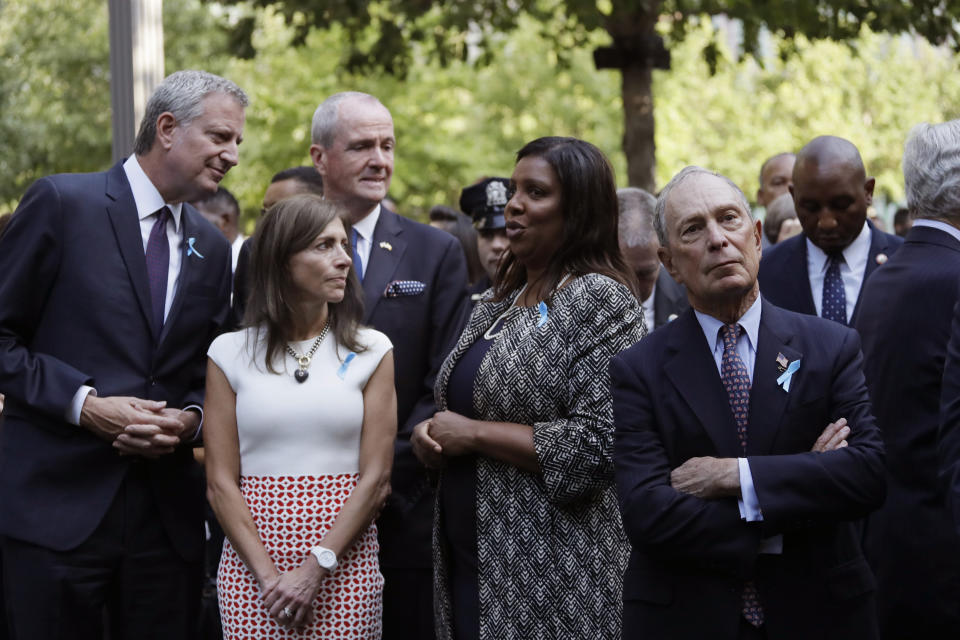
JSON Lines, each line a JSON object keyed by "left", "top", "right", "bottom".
{"left": 384, "top": 280, "right": 426, "bottom": 298}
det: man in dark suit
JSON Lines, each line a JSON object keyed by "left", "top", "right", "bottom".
{"left": 618, "top": 187, "right": 689, "bottom": 331}
{"left": 611, "top": 166, "right": 885, "bottom": 640}
{"left": 308, "top": 91, "right": 468, "bottom": 639}
{"left": 0, "top": 70, "right": 246, "bottom": 640}
{"left": 856, "top": 121, "right": 960, "bottom": 638}
{"left": 231, "top": 166, "right": 324, "bottom": 323}
{"left": 758, "top": 136, "right": 902, "bottom": 326}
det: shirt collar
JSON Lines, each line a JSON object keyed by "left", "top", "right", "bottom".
{"left": 806, "top": 220, "right": 871, "bottom": 274}
{"left": 695, "top": 294, "right": 762, "bottom": 354}
{"left": 912, "top": 219, "right": 960, "bottom": 244}
{"left": 353, "top": 202, "right": 381, "bottom": 242}
{"left": 123, "top": 155, "right": 182, "bottom": 230}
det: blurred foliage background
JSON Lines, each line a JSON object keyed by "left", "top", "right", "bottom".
{"left": 2, "top": 0, "right": 959, "bottom": 230}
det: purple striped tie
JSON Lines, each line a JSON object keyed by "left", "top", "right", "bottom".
{"left": 146, "top": 206, "right": 170, "bottom": 336}
{"left": 720, "top": 324, "right": 765, "bottom": 628}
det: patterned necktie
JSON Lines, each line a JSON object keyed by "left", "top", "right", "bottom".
{"left": 719, "top": 324, "right": 765, "bottom": 628}
{"left": 821, "top": 253, "right": 847, "bottom": 324}
{"left": 145, "top": 206, "right": 170, "bottom": 337}
{"left": 351, "top": 228, "right": 365, "bottom": 282}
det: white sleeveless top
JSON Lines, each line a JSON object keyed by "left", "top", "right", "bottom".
{"left": 207, "top": 326, "right": 393, "bottom": 477}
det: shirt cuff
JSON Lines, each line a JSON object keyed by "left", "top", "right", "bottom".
{"left": 737, "top": 457, "right": 763, "bottom": 522}
{"left": 67, "top": 385, "right": 97, "bottom": 426}
{"left": 184, "top": 404, "right": 204, "bottom": 442}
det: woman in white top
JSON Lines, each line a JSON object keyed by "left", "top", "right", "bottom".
{"left": 205, "top": 194, "right": 396, "bottom": 638}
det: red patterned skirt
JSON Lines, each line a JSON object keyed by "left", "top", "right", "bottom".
{"left": 218, "top": 474, "right": 383, "bottom": 639}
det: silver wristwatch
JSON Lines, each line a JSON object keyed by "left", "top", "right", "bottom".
{"left": 310, "top": 545, "right": 339, "bottom": 572}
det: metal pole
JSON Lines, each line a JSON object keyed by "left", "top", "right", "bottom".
{"left": 109, "top": 0, "right": 164, "bottom": 163}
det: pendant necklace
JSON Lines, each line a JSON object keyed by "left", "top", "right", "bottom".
{"left": 285, "top": 320, "right": 329, "bottom": 383}
{"left": 483, "top": 273, "right": 571, "bottom": 341}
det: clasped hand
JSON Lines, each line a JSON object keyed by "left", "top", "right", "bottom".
{"left": 80, "top": 395, "right": 198, "bottom": 458}
{"left": 411, "top": 410, "right": 477, "bottom": 469}
{"left": 261, "top": 560, "right": 326, "bottom": 630}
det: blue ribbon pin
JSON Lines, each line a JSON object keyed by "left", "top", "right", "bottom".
{"left": 776, "top": 359, "right": 801, "bottom": 392}
{"left": 337, "top": 352, "right": 357, "bottom": 380}
{"left": 537, "top": 301, "right": 549, "bottom": 327}
{"left": 187, "top": 237, "right": 204, "bottom": 259}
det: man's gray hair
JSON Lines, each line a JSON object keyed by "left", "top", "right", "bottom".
{"left": 903, "top": 120, "right": 960, "bottom": 222}
{"left": 133, "top": 70, "right": 248, "bottom": 156}
{"left": 311, "top": 92, "right": 387, "bottom": 147}
{"left": 653, "top": 166, "right": 752, "bottom": 246}
{"left": 617, "top": 187, "right": 658, "bottom": 248}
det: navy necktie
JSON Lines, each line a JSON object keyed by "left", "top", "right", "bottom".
{"left": 719, "top": 324, "right": 765, "bottom": 628}
{"left": 351, "top": 228, "right": 365, "bottom": 282}
{"left": 822, "top": 253, "right": 847, "bottom": 325}
{"left": 146, "top": 206, "right": 170, "bottom": 336}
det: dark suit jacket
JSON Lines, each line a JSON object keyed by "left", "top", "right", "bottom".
{"left": 856, "top": 224, "right": 960, "bottom": 637}
{"left": 0, "top": 164, "right": 233, "bottom": 562}
{"left": 652, "top": 268, "right": 689, "bottom": 329}
{"left": 758, "top": 221, "right": 902, "bottom": 325}
{"left": 362, "top": 208, "right": 468, "bottom": 568}
{"left": 940, "top": 280, "right": 960, "bottom": 549}
{"left": 611, "top": 299, "right": 885, "bottom": 640}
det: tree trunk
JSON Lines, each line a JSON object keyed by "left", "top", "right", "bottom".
{"left": 605, "top": 2, "right": 662, "bottom": 193}
{"left": 621, "top": 64, "right": 656, "bottom": 192}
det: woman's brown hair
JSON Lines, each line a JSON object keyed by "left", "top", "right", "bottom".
{"left": 493, "top": 136, "right": 638, "bottom": 302}
{"left": 243, "top": 194, "right": 366, "bottom": 371}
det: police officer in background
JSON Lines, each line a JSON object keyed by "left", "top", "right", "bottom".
{"left": 459, "top": 177, "right": 510, "bottom": 303}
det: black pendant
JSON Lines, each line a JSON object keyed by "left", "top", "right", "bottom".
{"left": 294, "top": 369, "right": 309, "bottom": 383}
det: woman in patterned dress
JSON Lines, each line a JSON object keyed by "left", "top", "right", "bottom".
{"left": 412, "top": 137, "right": 647, "bottom": 639}
{"left": 205, "top": 194, "right": 396, "bottom": 639}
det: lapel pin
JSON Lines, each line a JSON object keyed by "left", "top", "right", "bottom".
{"left": 667, "top": 313, "right": 679, "bottom": 323}
{"left": 379, "top": 241, "right": 393, "bottom": 251}
{"left": 776, "top": 352, "right": 789, "bottom": 373}
{"left": 187, "top": 237, "right": 204, "bottom": 259}
{"left": 875, "top": 253, "right": 888, "bottom": 265}
{"left": 776, "top": 359, "right": 801, "bottom": 393}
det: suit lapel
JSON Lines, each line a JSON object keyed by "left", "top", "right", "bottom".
{"left": 104, "top": 164, "right": 155, "bottom": 337}
{"left": 788, "top": 239, "right": 818, "bottom": 316}
{"left": 361, "top": 208, "right": 407, "bottom": 322}
{"left": 663, "top": 311, "right": 741, "bottom": 457}
{"left": 853, "top": 222, "right": 892, "bottom": 321}
{"left": 746, "top": 300, "right": 801, "bottom": 455}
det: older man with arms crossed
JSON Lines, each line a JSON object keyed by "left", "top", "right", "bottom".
{"left": 611, "top": 166, "right": 885, "bottom": 639}
{"left": 308, "top": 91, "right": 468, "bottom": 638}
{"left": 0, "top": 71, "right": 245, "bottom": 640}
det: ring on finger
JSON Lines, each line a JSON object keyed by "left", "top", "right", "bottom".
{"left": 281, "top": 606, "right": 294, "bottom": 618}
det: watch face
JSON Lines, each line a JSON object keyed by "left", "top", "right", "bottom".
{"left": 315, "top": 549, "right": 336, "bottom": 568}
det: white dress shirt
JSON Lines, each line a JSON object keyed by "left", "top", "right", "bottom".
{"left": 231, "top": 234, "right": 245, "bottom": 273}
{"left": 694, "top": 296, "right": 782, "bottom": 553}
{"left": 67, "top": 156, "right": 187, "bottom": 425}
{"left": 640, "top": 282, "right": 656, "bottom": 335}
{"left": 912, "top": 218, "right": 960, "bottom": 244}
{"left": 352, "top": 203, "right": 381, "bottom": 274}
{"left": 807, "top": 221, "right": 871, "bottom": 320}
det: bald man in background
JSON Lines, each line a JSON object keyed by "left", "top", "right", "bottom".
{"left": 758, "top": 136, "right": 902, "bottom": 326}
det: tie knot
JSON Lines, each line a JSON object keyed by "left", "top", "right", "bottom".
{"left": 156, "top": 206, "right": 170, "bottom": 224}
{"left": 721, "top": 323, "right": 741, "bottom": 347}
{"left": 828, "top": 252, "right": 844, "bottom": 267}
